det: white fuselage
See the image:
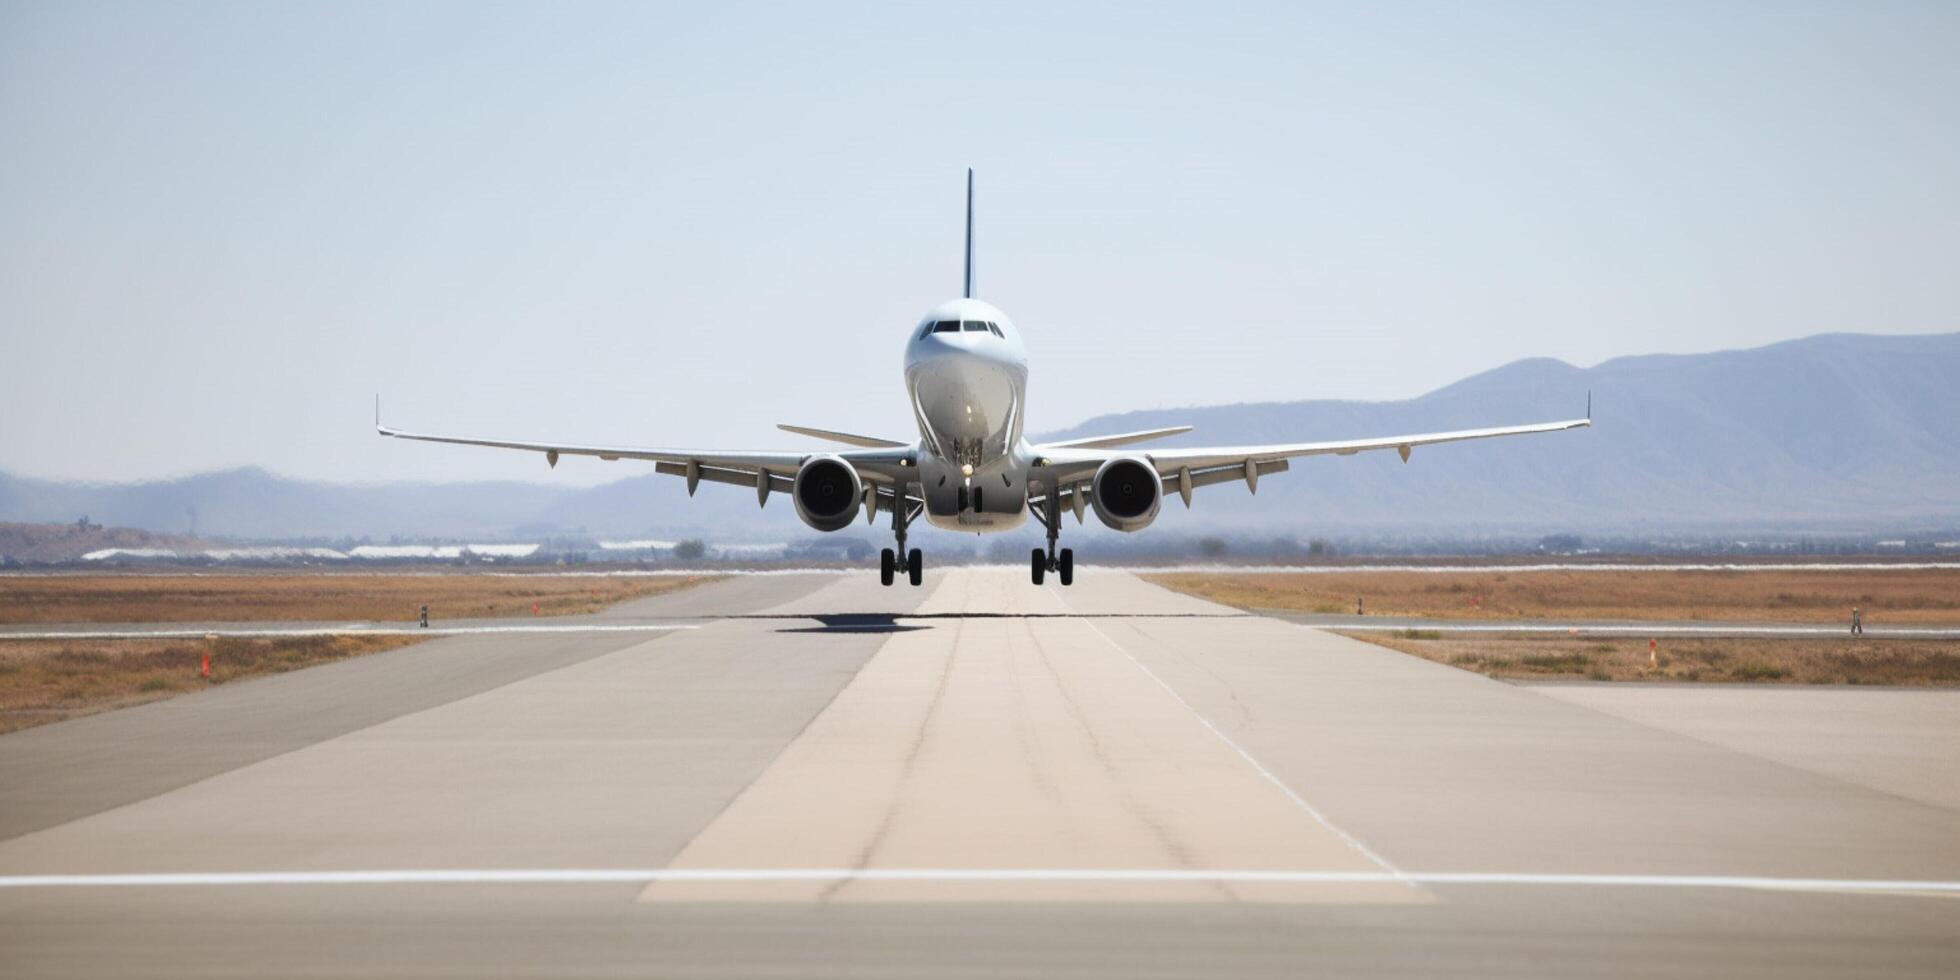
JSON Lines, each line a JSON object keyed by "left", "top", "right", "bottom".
{"left": 904, "top": 297, "right": 1031, "bottom": 531}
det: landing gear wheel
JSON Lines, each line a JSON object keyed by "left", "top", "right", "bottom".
{"left": 1058, "top": 548, "right": 1074, "bottom": 587}
{"left": 907, "top": 548, "right": 923, "bottom": 587}
{"left": 880, "top": 548, "right": 896, "bottom": 587}
{"left": 1031, "top": 548, "right": 1046, "bottom": 586}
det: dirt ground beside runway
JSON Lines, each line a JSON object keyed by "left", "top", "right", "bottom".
{"left": 0, "top": 635, "right": 423, "bottom": 733}
{"left": 0, "top": 573, "right": 716, "bottom": 624}
{"left": 1346, "top": 632, "right": 1960, "bottom": 685}
{"left": 0, "top": 573, "right": 720, "bottom": 732}
{"left": 1147, "top": 568, "right": 1960, "bottom": 624}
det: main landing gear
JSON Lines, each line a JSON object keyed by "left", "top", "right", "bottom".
{"left": 880, "top": 497, "right": 924, "bottom": 587}
{"left": 880, "top": 547, "right": 922, "bottom": 587}
{"left": 1030, "top": 546, "right": 1072, "bottom": 586}
{"left": 1029, "top": 485, "right": 1074, "bottom": 587}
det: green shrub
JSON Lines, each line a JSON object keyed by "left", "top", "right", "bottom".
{"left": 1732, "top": 662, "right": 1790, "bottom": 681}
{"left": 1520, "top": 653, "right": 1591, "bottom": 671}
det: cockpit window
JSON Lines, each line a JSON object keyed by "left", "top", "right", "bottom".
{"left": 922, "top": 319, "right": 1004, "bottom": 338}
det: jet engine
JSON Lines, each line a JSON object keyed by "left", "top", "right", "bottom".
{"left": 792, "top": 455, "right": 863, "bottom": 533}
{"left": 1090, "top": 457, "right": 1162, "bottom": 532}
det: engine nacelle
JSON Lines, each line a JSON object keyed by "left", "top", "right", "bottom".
{"left": 792, "top": 455, "right": 863, "bottom": 533}
{"left": 1090, "top": 456, "right": 1162, "bottom": 532}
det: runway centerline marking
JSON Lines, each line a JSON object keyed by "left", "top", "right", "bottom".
{"left": 1079, "top": 619, "right": 1411, "bottom": 886}
{"left": 2, "top": 868, "right": 1954, "bottom": 896}
{"left": 630, "top": 570, "right": 1425, "bottom": 904}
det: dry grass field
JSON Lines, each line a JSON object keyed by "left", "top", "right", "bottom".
{"left": 0, "top": 574, "right": 715, "bottom": 625}
{"left": 1147, "top": 568, "right": 1960, "bottom": 624}
{"left": 0, "top": 635, "right": 421, "bottom": 733}
{"left": 1350, "top": 632, "right": 1960, "bottom": 686}
{"left": 0, "top": 573, "right": 720, "bottom": 733}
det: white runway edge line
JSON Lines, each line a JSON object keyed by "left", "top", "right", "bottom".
{"left": 7, "top": 562, "right": 1957, "bottom": 580}
{"left": 1, "top": 868, "right": 1955, "bottom": 896}
{"left": 0, "top": 624, "right": 699, "bottom": 640}
{"left": 1080, "top": 619, "right": 1413, "bottom": 888}
{"left": 0, "top": 568, "right": 855, "bottom": 580}
{"left": 1123, "top": 562, "right": 1960, "bottom": 574}
{"left": 1330, "top": 624, "right": 1960, "bottom": 637}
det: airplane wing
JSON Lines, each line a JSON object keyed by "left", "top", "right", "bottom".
{"left": 1036, "top": 426, "right": 1193, "bottom": 450}
{"left": 1032, "top": 413, "right": 1591, "bottom": 509}
{"left": 375, "top": 403, "right": 917, "bottom": 508}
{"left": 775, "top": 424, "right": 910, "bottom": 449}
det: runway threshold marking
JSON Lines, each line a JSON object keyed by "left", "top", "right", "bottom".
{"left": 1080, "top": 619, "right": 1410, "bottom": 884}
{"left": 0, "top": 624, "right": 701, "bottom": 640}
{"left": 2, "top": 868, "right": 1954, "bottom": 896}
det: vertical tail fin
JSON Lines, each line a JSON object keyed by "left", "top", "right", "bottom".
{"left": 963, "top": 168, "right": 974, "bottom": 299}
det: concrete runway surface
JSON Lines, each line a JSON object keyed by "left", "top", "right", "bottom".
{"left": 1, "top": 569, "right": 1955, "bottom": 978}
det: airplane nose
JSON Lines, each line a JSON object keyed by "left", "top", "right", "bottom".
{"left": 909, "top": 355, "right": 1017, "bottom": 442}
{"left": 921, "top": 330, "right": 1010, "bottom": 363}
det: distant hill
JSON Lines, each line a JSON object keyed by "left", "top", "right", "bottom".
{"left": 1, "top": 332, "right": 1955, "bottom": 541}
{"left": 1039, "top": 332, "right": 1960, "bottom": 535}
{"left": 0, "top": 467, "right": 576, "bottom": 542}
{"left": 0, "top": 522, "right": 211, "bottom": 563}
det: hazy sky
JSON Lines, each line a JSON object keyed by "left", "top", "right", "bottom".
{"left": 3, "top": 0, "right": 1956, "bottom": 486}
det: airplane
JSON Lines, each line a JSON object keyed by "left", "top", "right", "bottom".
{"left": 378, "top": 170, "right": 1590, "bottom": 587}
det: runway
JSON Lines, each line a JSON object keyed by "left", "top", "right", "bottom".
{"left": 1, "top": 569, "right": 1955, "bottom": 977}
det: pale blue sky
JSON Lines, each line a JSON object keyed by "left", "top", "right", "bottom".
{"left": 3, "top": 0, "right": 1955, "bottom": 485}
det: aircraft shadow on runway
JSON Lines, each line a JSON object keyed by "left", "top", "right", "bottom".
{"left": 770, "top": 612, "right": 1247, "bottom": 634}
{"left": 775, "top": 614, "right": 930, "bottom": 634}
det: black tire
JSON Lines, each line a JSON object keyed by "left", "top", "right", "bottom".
{"left": 880, "top": 548, "right": 895, "bottom": 587}
{"left": 1058, "top": 548, "right": 1074, "bottom": 587}
{"left": 1031, "top": 548, "right": 1046, "bottom": 586}
{"left": 907, "top": 548, "right": 923, "bottom": 586}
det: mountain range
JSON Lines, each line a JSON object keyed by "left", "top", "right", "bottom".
{"left": 3, "top": 332, "right": 1955, "bottom": 544}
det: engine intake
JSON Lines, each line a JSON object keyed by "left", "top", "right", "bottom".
{"left": 1090, "top": 457, "right": 1161, "bottom": 532}
{"left": 793, "top": 455, "right": 863, "bottom": 533}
